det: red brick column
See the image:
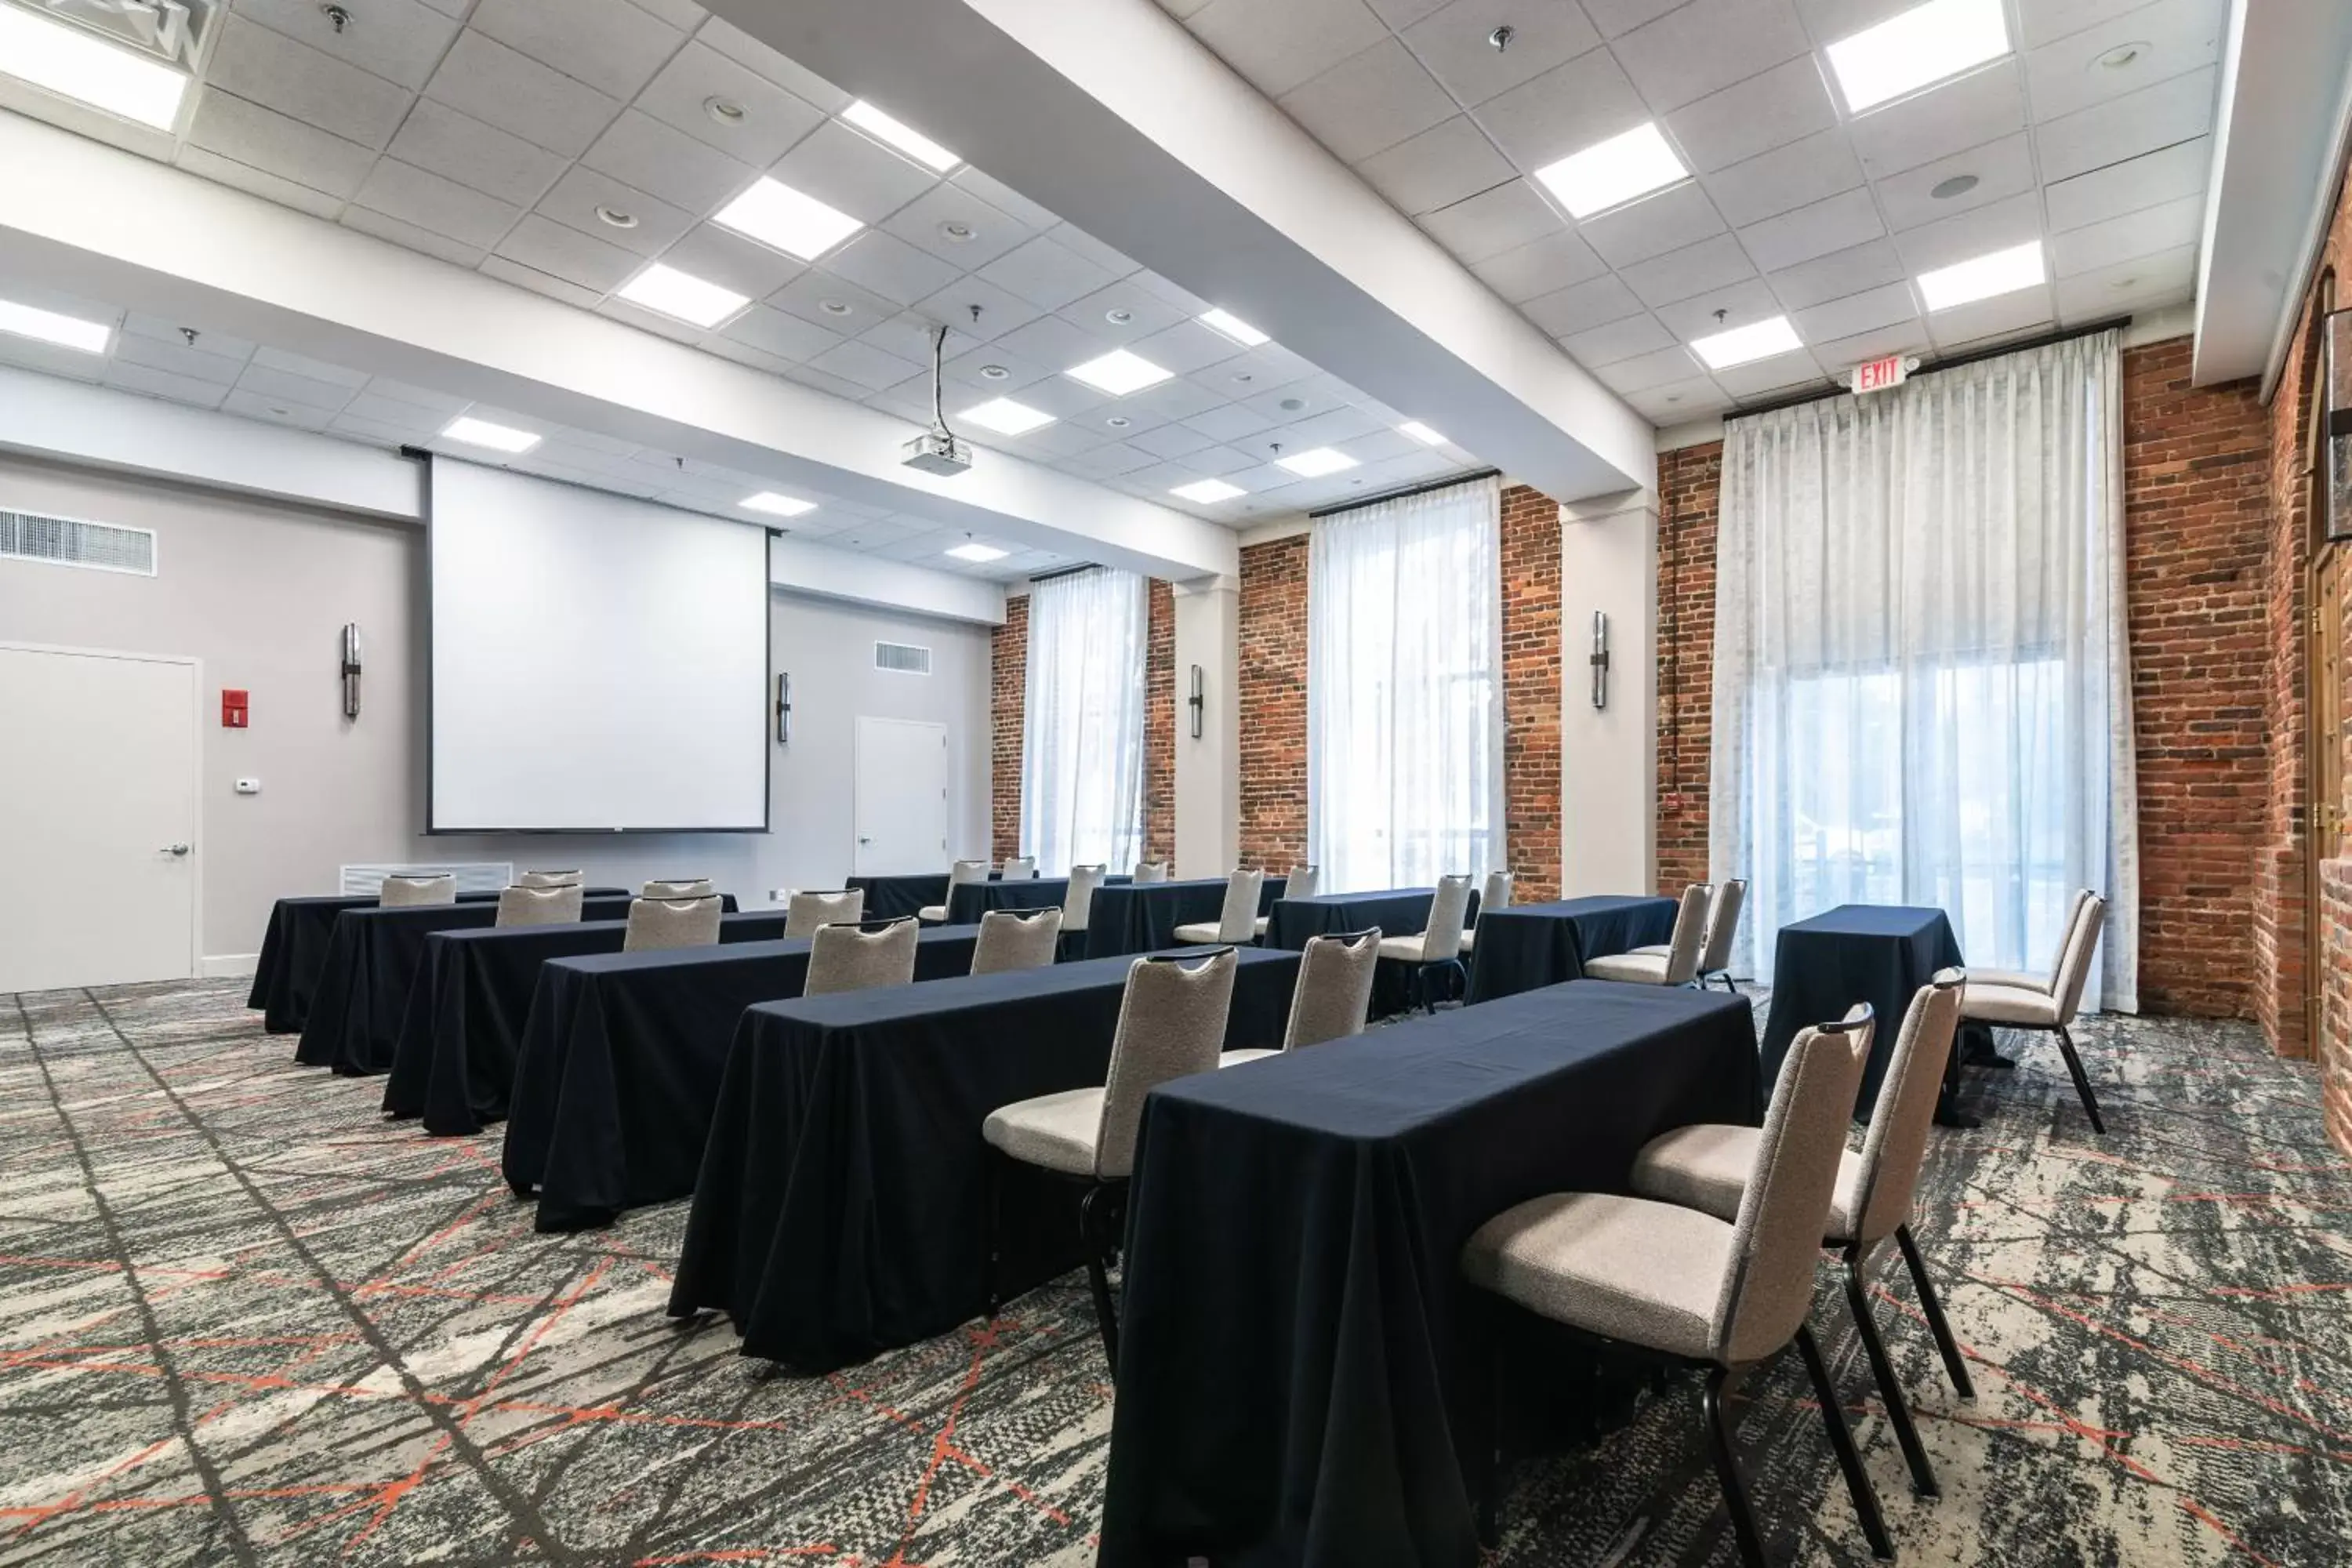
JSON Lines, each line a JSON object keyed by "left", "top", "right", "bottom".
{"left": 1501, "top": 485, "right": 1562, "bottom": 900}
{"left": 1143, "top": 579, "right": 1175, "bottom": 865}
{"left": 1237, "top": 535, "right": 1308, "bottom": 868}
{"left": 989, "top": 593, "right": 1026, "bottom": 863}
{"left": 1656, "top": 443, "right": 1722, "bottom": 894}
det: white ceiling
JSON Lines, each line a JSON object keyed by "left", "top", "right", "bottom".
{"left": 1161, "top": 0, "right": 2223, "bottom": 420}
{"left": 0, "top": 0, "right": 1486, "bottom": 530}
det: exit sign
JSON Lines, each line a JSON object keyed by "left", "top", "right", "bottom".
{"left": 1851, "top": 354, "right": 1915, "bottom": 395}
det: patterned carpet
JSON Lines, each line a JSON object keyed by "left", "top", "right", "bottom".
{"left": 2, "top": 979, "right": 2348, "bottom": 1566}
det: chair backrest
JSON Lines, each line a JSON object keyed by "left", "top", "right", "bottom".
{"left": 1063, "top": 865, "right": 1107, "bottom": 932}
{"left": 785, "top": 888, "right": 864, "bottom": 939}
{"left": 642, "top": 878, "right": 713, "bottom": 898}
{"left": 1479, "top": 869, "right": 1514, "bottom": 918}
{"left": 1711, "top": 1004, "right": 1874, "bottom": 1366}
{"left": 380, "top": 873, "right": 456, "bottom": 907}
{"left": 947, "top": 858, "right": 989, "bottom": 890}
{"left": 1094, "top": 948, "right": 1238, "bottom": 1179}
{"left": 1698, "top": 878, "right": 1747, "bottom": 975}
{"left": 495, "top": 884, "right": 583, "bottom": 927}
{"left": 1661, "top": 883, "right": 1712, "bottom": 984}
{"left": 971, "top": 907, "right": 1063, "bottom": 974}
{"left": 515, "top": 869, "right": 583, "bottom": 889}
{"left": 1283, "top": 929, "right": 1381, "bottom": 1050}
{"left": 1414, "top": 874, "right": 1475, "bottom": 962}
{"left": 1848, "top": 969, "right": 1964, "bottom": 1244}
{"left": 1132, "top": 860, "right": 1168, "bottom": 884}
{"left": 2045, "top": 887, "right": 2093, "bottom": 987}
{"left": 804, "top": 916, "right": 920, "bottom": 996}
{"left": 1286, "top": 863, "right": 1321, "bottom": 902}
{"left": 622, "top": 895, "right": 724, "bottom": 952}
{"left": 2052, "top": 892, "right": 2107, "bottom": 1025}
{"left": 1000, "top": 856, "right": 1037, "bottom": 880}
{"left": 1214, "top": 868, "right": 1265, "bottom": 942}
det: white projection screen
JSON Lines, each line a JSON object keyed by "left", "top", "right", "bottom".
{"left": 428, "top": 458, "right": 770, "bottom": 833}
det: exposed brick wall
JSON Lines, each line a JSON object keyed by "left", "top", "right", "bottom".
{"left": 1656, "top": 442, "right": 1722, "bottom": 895}
{"left": 1238, "top": 533, "right": 1309, "bottom": 868}
{"left": 989, "top": 592, "right": 1026, "bottom": 862}
{"left": 1501, "top": 485, "right": 1562, "bottom": 901}
{"left": 1143, "top": 579, "right": 1174, "bottom": 865}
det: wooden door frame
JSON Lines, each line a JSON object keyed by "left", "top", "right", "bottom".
{"left": 2300, "top": 267, "right": 2342, "bottom": 1058}
{"left": 0, "top": 640, "right": 205, "bottom": 980}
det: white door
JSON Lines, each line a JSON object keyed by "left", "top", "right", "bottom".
{"left": 0, "top": 644, "right": 198, "bottom": 993}
{"left": 853, "top": 717, "right": 949, "bottom": 876}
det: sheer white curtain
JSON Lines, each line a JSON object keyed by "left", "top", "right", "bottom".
{"left": 1308, "top": 475, "right": 1504, "bottom": 892}
{"left": 1711, "top": 330, "right": 2137, "bottom": 1010}
{"left": 1021, "top": 567, "right": 1147, "bottom": 875}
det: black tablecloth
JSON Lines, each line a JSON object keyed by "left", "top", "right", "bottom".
{"left": 249, "top": 892, "right": 492, "bottom": 1032}
{"left": 1759, "top": 903, "right": 1987, "bottom": 1116}
{"left": 292, "top": 895, "right": 648, "bottom": 1075}
{"left": 847, "top": 873, "right": 948, "bottom": 920}
{"left": 1465, "top": 895, "right": 1681, "bottom": 1003}
{"left": 668, "top": 947, "right": 1304, "bottom": 1371}
{"left": 1265, "top": 887, "right": 1479, "bottom": 1015}
{"left": 1101, "top": 981, "right": 1759, "bottom": 1568}
{"left": 502, "top": 924, "right": 980, "bottom": 1232}
{"left": 1083, "top": 877, "right": 1285, "bottom": 959}
{"left": 945, "top": 877, "right": 1067, "bottom": 924}
{"left": 383, "top": 911, "right": 790, "bottom": 1135}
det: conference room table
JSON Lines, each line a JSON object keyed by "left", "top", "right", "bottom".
{"left": 943, "top": 876, "right": 1068, "bottom": 924}
{"left": 1464, "top": 894, "right": 1681, "bottom": 1003}
{"left": 1083, "top": 876, "right": 1285, "bottom": 959}
{"left": 1759, "top": 902, "right": 1989, "bottom": 1121}
{"left": 381, "top": 909, "right": 791, "bottom": 1135}
{"left": 1265, "top": 887, "right": 1479, "bottom": 1015}
{"left": 502, "top": 924, "right": 982, "bottom": 1232}
{"left": 667, "top": 946, "right": 1303, "bottom": 1371}
{"left": 849, "top": 870, "right": 1132, "bottom": 921}
{"left": 1099, "top": 981, "right": 1759, "bottom": 1568}
{"left": 248, "top": 890, "right": 506, "bottom": 1033}
{"left": 292, "top": 894, "right": 655, "bottom": 1075}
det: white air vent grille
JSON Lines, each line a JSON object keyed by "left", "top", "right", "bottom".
{"left": 2, "top": 510, "right": 158, "bottom": 576}
{"left": 339, "top": 862, "right": 514, "bottom": 896}
{"left": 874, "top": 641, "right": 932, "bottom": 674}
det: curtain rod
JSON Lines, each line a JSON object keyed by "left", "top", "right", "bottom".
{"left": 1308, "top": 467, "right": 1501, "bottom": 520}
{"left": 1025, "top": 561, "right": 1101, "bottom": 584}
{"left": 1726, "top": 315, "right": 2136, "bottom": 423}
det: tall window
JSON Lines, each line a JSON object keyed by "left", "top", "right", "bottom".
{"left": 1308, "top": 475, "right": 1503, "bottom": 891}
{"left": 1022, "top": 567, "right": 1147, "bottom": 873}
{"left": 1710, "top": 331, "right": 2137, "bottom": 1008}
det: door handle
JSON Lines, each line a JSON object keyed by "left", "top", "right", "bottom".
{"left": 858, "top": 836, "right": 873, "bottom": 844}
{"left": 163, "top": 843, "right": 190, "bottom": 856}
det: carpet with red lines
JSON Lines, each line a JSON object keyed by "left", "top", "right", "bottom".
{"left": 2, "top": 978, "right": 2348, "bottom": 1566}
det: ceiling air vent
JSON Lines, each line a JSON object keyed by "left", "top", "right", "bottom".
{"left": 874, "top": 640, "right": 932, "bottom": 675}
{"left": 1, "top": 509, "right": 158, "bottom": 575}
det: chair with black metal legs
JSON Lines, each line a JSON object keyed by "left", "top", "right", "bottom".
{"left": 979, "top": 947, "right": 1237, "bottom": 1368}
{"left": 1960, "top": 892, "right": 2109, "bottom": 1133}
{"left": 1171, "top": 867, "right": 1264, "bottom": 946}
{"left": 1584, "top": 882, "right": 1710, "bottom": 986}
{"left": 1460, "top": 1007, "right": 1891, "bottom": 1566}
{"left": 970, "top": 907, "right": 1062, "bottom": 974}
{"left": 1254, "top": 863, "right": 1318, "bottom": 938}
{"left": 802, "top": 916, "right": 918, "bottom": 994}
{"left": 1459, "top": 869, "right": 1514, "bottom": 957}
{"left": 917, "top": 859, "right": 988, "bottom": 924}
{"left": 1373, "top": 873, "right": 1475, "bottom": 1012}
{"left": 1634, "top": 971, "right": 1971, "bottom": 1499}
{"left": 1220, "top": 927, "right": 1380, "bottom": 1066}
{"left": 783, "top": 888, "right": 863, "bottom": 938}
{"left": 1646, "top": 877, "right": 1748, "bottom": 989}
{"left": 380, "top": 873, "right": 456, "bottom": 907}
{"left": 495, "top": 883, "right": 584, "bottom": 927}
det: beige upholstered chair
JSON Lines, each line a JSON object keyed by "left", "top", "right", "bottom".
{"left": 1622, "top": 878, "right": 1747, "bottom": 988}
{"left": 1222, "top": 928, "right": 1380, "bottom": 1066}
{"left": 622, "top": 895, "right": 724, "bottom": 952}
{"left": 641, "top": 878, "right": 714, "bottom": 899}
{"left": 971, "top": 908, "right": 1062, "bottom": 974}
{"left": 1000, "top": 855, "right": 1038, "bottom": 880}
{"left": 1967, "top": 889, "right": 2092, "bottom": 993}
{"left": 514, "top": 869, "right": 583, "bottom": 889}
{"left": 918, "top": 859, "right": 989, "bottom": 923}
{"left": 804, "top": 916, "right": 920, "bottom": 996}
{"left": 1254, "top": 862, "right": 1319, "bottom": 938}
{"left": 1961, "top": 891, "right": 2109, "bottom": 1133}
{"left": 1062, "top": 865, "right": 1108, "bottom": 935}
{"left": 1374, "top": 874, "right": 1475, "bottom": 1012}
{"left": 495, "top": 884, "right": 583, "bottom": 927}
{"left": 982, "top": 947, "right": 1238, "bottom": 1364}
{"left": 1460, "top": 869, "right": 1515, "bottom": 956}
{"left": 380, "top": 873, "right": 456, "bottom": 907}
{"left": 1634, "top": 974, "right": 1969, "bottom": 1499}
{"left": 1584, "top": 884, "right": 1710, "bottom": 985}
{"left": 1131, "top": 860, "right": 1169, "bottom": 884}
{"left": 784, "top": 888, "right": 864, "bottom": 939}
{"left": 1172, "top": 868, "right": 1264, "bottom": 945}
{"left": 1461, "top": 1009, "right": 1889, "bottom": 1566}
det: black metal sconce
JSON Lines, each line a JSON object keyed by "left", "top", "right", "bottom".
{"left": 1189, "top": 663, "right": 1204, "bottom": 739}
{"left": 775, "top": 673, "right": 792, "bottom": 744}
{"left": 340, "top": 623, "right": 362, "bottom": 720}
{"left": 1588, "top": 612, "right": 1610, "bottom": 711}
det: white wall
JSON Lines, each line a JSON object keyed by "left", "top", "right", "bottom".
{"left": 0, "top": 452, "right": 989, "bottom": 965}
{"left": 1558, "top": 492, "right": 1659, "bottom": 896}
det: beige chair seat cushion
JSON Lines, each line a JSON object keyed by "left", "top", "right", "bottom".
{"left": 1375, "top": 934, "right": 1433, "bottom": 964}
{"left": 1458, "top": 929, "right": 1475, "bottom": 955}
{"left": 1632, "top": 1124, "right": 1866, "bottom": 1240}
{"left": 1625, "top": 943, "right": 1671, "bottom": 958}
{"left": 916, "top": 903, "right": 949, "bottom": 923}
{"left": 1962, "top": 979, "right": 2061, "bottom": 1026}
{"left": 982, "top": 1086, "right": 1103, "bottom": 1177}
{"left": 1253, "top": 915, "right": 1272, "bottom": 937}
{"left": 1461, "top": 1192, "right": 1732, "bottom": 1362}
{"left": 1966, "top": 967, "right": 2050, "bottom": 992}
{"left": 1218, "top": 1047, "right": 1279, "bottom": 1068}
{"left": 1171, "top": 920, "right": 1224, "bottom": 944}
{"left": 1584, "top": 951, "right": 1671, "bottom": 984}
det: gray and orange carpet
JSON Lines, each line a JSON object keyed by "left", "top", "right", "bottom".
{"left": 2, "top": 979, "right": 2348, "bottom": 1566}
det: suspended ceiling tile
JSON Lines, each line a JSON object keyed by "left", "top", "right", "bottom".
{"left": 1276, "top": 38, "right": 1457, "bottom": 164}
{"left": 421, "top": 31, "right": 623, "bottom": 159}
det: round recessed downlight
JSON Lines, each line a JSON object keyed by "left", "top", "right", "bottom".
{"left": 705, "top": 96, "right": 746, "bottom": 125}
{"left": 939, "top": 220, "right": 975, "bottom": 243}
{"left": 819, "top": 299, "right": 854, "bottom": 317}
{"left": 1106, "top": 416, "right": 1131, "bottom": 428}
{"left": 1232, "top": 372, "right": 1254, "bottom": 384}
{"left": 979, "top": 364, "right": 1010, "bottom": 380}
{"left": 1930, "top": 173, "right": 1979, "bottom": 201}
{"left": 1279, "top": 397, "right": 1305, "bottom": 412}
{"left": 594, "top": 204, "right": 638, "bottom": 229}
{"left": 1105, "top": 307, "right": 1134, "bottom": 325}
{"left": 2096, "top": 42, "right": 2147, "bottom": 71}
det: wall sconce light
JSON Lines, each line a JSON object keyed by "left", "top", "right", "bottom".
{"left": 340, "top": 623, "right": 362, "bottom": 720}
{"left": 1189, "top": 663, "right": 1204, "bottom": 739}
{"left": 1589, "top": 611, "right": 1610, "bottom": 710}
{"left": 775, "top": 673, "right": 792, "bottom": 744}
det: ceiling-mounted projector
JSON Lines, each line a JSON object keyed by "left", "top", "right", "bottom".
{"left": 901, "top": 321, "right": 972, "bottom": 476}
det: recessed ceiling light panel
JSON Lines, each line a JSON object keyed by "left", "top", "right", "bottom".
{"left": 1171, "top": 478, "right": 1247, "bottom": 503}
{"left": 441, "top": 416, "right": 541, "bottom": 453}
{"left": 1397, "top": 420, "right": 1446, "bottom": 446}
{"left": 842, "top": 100, "right": 960, "bottom": 172}
{"left": 617, "top": 263, "right": 750, "bottom": 328}
{"left": 1825, "top": 0, "right": 2010, "bottom": 114}
{"left": 1533, "top": 122, "right": 1689, "bottom": 220}
{"left": 0, "top": 4, "right": 189, "bottom": 129}
{"left": 713, "top": 177, "right": 865, "bottom": 261}
{"left": 1917, "top": 239, "right": 2044, "bottom": 310}
{"left": 1276, "top": 447, "right": 1357, "bottom": 478}
{"left": 1065, "top": 349, "right": 1173, "bottom": 397}
{"left": 740, "top": 492, "right": 816, "bottom": 517}
{"left": 946, "top": 540, "right": 1008, "bottom": 562}
{"left": 1689, "top": 315, "right": 1802, "bottom": 369}
{"left": 960, "top": 397, "right": 1056, "bottom": 435}
{"left": 0, "top": 297, "right": 111, "bottom": 354}
{"left": 1198, "top": 309, "right": 1269, "bottom": 347}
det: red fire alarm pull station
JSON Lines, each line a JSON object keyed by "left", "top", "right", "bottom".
{"left": 222, "top": 689, "right": 249, "bottom": 728}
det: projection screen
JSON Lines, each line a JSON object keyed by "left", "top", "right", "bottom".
{"left": 427, "top": 457, "right": 770, "bottom": 833}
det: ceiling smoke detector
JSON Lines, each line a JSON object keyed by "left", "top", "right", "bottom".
{"left": 1487, "top": 24, "right": 1513, "bottom": 51}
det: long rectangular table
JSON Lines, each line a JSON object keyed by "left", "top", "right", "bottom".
{"left": 1265, "top": 887, "right": 1480, "bottom": 1016}
{"left": 1464, "top": 894, "right": 1680, "bottom": 1003}
{"left": 943, "top": 875, "right": 1066, "bottom": 924}
{"left": 382, "top": 910, "right": 791, "bottom": 1135}
{"left": 846, "top": 872, "right": 950, "bottom": 920}
{"left": 1100, "top": 981, "right": 1759, "bottom": 1568}
{"left": 292, "top": 895, "right": 649, "bottom": 1075}
{"left": 1083, "top": 876, "right": 1284, "bottom": 959}
{"left": 1759, "top": 902, "right": 1984, "bottom": 1119}
{"left": 249, "top": 891, "right": 494, "bottom": 1033}
{"left": 666, "top": 946, "right": 1304, "bottom": 1371}
{"left": 502, "top": 924, "right": 982, "bottom": 1232}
